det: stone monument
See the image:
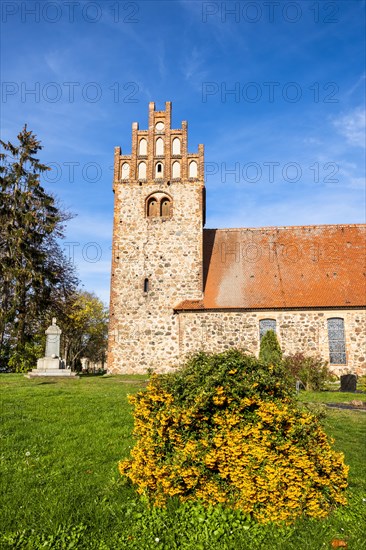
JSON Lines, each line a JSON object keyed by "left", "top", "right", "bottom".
{"left": 26, "top": 318, "right": 78, "bottom": 378}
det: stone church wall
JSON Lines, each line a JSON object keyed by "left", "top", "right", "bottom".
{"left": 177, "top": 308, "right": 366, "bottom": 376}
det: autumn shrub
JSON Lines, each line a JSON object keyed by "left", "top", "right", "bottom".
{"left": 283, "top": 352, "right": 334, "bottom": 391}
{"left": 119, "top": 349, "right": 349, "bottom": 524}
{"left": 8, "top": 339, "right": 44, "bottom": 373}
{"left": 259, "top": 330, "right": 282, "bottom": 365}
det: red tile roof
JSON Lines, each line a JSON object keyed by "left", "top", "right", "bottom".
{"left": 175, "top": 224, "right": 366, "bottom": 310}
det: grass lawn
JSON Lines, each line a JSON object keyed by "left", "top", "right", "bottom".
{"left": 1, "top": 375, "right": 365, "bottom": 549}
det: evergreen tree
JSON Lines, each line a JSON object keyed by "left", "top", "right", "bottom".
{"left": 259, "top": 329, "right": 282, "bottom": 364}
{"left": 0, "top": 125, "right": 78, "bottom": 370}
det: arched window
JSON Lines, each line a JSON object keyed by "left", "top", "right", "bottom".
{"left": 327, "top": 318, "right": 346, "bottom": 364}
{"left": 139, "top": 138, "right": 147, "bottom": 155}
{"left": 156, "top": 137, "right": 164, "bottom": 155}
{"left": 138, "top": 162, "right": 146, "bottom": 179}
{"left": 259, "top": 319, "right": 277, "bottom": 340}
{"left": 155, "top": 162, "right": 163, "bottom": 178}
{"left": 172, "top": 161, "right": 180, "bottom": 178}
{"left": 147, "top": 197, "right": 159, "bottom": 217}
{"left": 121, "top": 162, "right": 130, "bottom": 179}
{"left": 161, "top": 197, "right": 171, "bottom": 217}
{"left": 172, "top": 137, "right": 181, "bottom": 155}
{"left": 189, "top": 160, "right": 198, "bottom": 178}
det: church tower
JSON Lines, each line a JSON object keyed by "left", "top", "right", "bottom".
{"left": 108, "top": 102, "right": 205, "bottom": 373}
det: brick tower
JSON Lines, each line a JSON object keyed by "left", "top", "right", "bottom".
{"left": 108, "top": 102, "right": 205, "bottom": 373}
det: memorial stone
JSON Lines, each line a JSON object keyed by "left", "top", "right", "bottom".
{"left": 45, "top": 318, "right": 61, "bottom": 357}
{"left": 340, "top": 374, "right": 357, "bottom": 392}
{"left": 26, "top": 318, "right": 78, "bottom": 378}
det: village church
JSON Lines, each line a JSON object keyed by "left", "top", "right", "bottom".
{"left": 108, "top": 102, "right": 366, "bottom": 376}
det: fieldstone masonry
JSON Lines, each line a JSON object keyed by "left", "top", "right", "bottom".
{"left": 177, "top": 309, "right": 366, "bottom": 377}
{"left": 108, "top": 103, "right": 366, "bottom": 375}
{"left": 108, "top": 102, "right": 204, "bottom": 373}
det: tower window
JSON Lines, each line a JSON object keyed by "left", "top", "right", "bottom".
{"left": 146, "top": 193, "right": 172, "bottom": 219}
{"left": 155, "top": 162, "right": 164, "bottom": 178}
{"left": 161, "top": 198, "right": 171, "bottom": 217}
{"left": 147, "top": 197, "right": 159, "bottom": 217}
{"left": 259, "top": 319, "right": 277, "bottom": 340}
{"left": 327, "top": 318, "right": 347, "bottom": 364}
{"left": 144, "top": 278, "right": 149, "bottom": 293}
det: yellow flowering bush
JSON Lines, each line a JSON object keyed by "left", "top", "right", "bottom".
{"left": 119, "top": 350, "right": 348, "bottom": 524}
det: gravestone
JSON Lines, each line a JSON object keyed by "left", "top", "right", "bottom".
{"left": 340, "top": 373, "right": 357, "bottom": 392}
{"left": 45, "top": 317, "right": 61, "bottom": 358}
{"left": 26, "top": 318, "right": 78, "bottom": 378}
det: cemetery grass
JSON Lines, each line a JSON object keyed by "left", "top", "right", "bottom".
{"left": 0, "top": 376, "right": 365, "bottom": 550}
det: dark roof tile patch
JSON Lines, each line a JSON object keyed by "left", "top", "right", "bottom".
{"left": 175, "top": 224, "right": 366, "bottom": 310}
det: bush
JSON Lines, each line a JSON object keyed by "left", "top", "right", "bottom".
{"left": 259, "top": 330, "right": 282, "bottom": 365}
{"left": 357, "top": 375, "right": 366, "bottom": 392}
{"left": 119, "top": 349, "right": 348, "bottom": 524}
{"left": 7, "top": 339, "right": 44, "bottom": 373}
{"left": 283, "top": 352, "right": 333, "bottom": 391}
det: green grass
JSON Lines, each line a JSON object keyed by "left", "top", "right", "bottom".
{"left": 298, "top": 390, "right": 366, "bottom": 404}
{"left": 1, "top": 375, "right": 365, "bottom": 549}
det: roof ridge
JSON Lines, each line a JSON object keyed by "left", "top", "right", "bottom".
{"left": 204, "top": 223, "right": 366, "bottom": 231}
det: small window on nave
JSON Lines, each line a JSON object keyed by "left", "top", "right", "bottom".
{"left": 259, "top": 319, "right": 277, "bottom": 340}
{"left": 327, "top": 318, "right": 347, "bottom": 365}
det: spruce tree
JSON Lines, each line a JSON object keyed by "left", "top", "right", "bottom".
{"left": 0, "top": 125, "right": 78, "bottom": 370}
{"left": 259, "top": 329, "right": 282, "bottom": 364}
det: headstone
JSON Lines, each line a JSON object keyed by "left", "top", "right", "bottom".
{"left": 45, "top": 318, "right": 61, "bottom": 357}
{"left": 340, "top": 374, "right": 357, "bottom": 392}
{"left": 26, "top": 318, "right": 78, "bottom": 378}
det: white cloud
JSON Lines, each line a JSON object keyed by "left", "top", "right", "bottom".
{"left": 333, "top": 107, "right": 365, "bottom": 148}
{"left": 183, "top": 47, "right": 209, "bottom": 87}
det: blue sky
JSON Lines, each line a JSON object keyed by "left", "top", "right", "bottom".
{"left": 1, "top": 0, "right": 365, "bottom": 304}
